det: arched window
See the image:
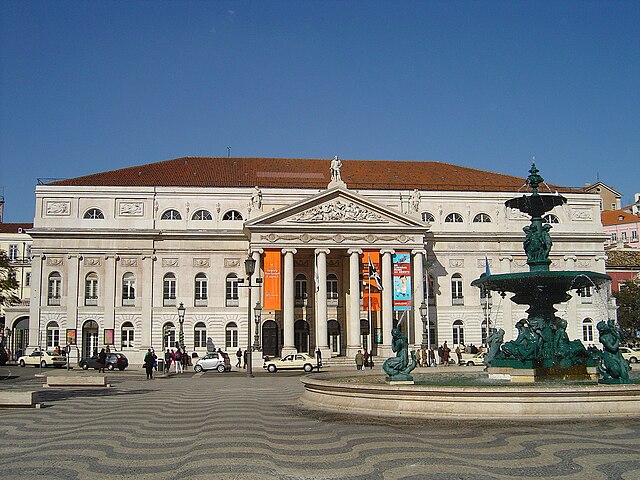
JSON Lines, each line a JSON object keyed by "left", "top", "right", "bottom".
{"left": 582, "top": 318, "right": 594, "bottom": 342}
{"left": 121, "top": 322, "right": 134, "bottom": 349}
{"left": 161, "top": 209, "right": 182, "bottom": 220}
{"left": 46, "top": 321, "right": 60, "bottom": 349}
{"left": 163, "top": 273, "right": 177, "bottom": 306}
{"left": 225, "top": 322, "right": 238, "bottom": 349}
{"left": 222, "top": 210, "right": 243, "bottom": 221}
{"left": 453, "top": 320, "right": 464, "bottom": 346}
{"left": 84, "top": 208, "right": 104, "bottom": 219}
{"left": 122, "top": 272, "right": 136, "bottom": 306}
{"left": 226, "top": 274, "right": 240, "bottom": 307}
{"left": 327, "top": 274, "right": 338, "bottom": 302}
{"left": 295, "top": 274, "right": 307, "bottom": 305}
{"left": 192, "top": 209, "right": 213, "bottom": 221}
{"left": 48, "top": 272, "right": 62, "bottom": 306}
{"left": 445, "top": 213, "right": 464, "bottom": 223}
{"left": 543, "top": 213, "right": 559, "bottom": 224}
{"left": 421, "top": 212, "right": 435, "bottom": 223}
{"left": 85, "top": 272, "right": 98, "bottom": 306}
{"left": 194, "top": 273, "right": 208, "bottom": 306}
{"left": 473, "top": 213, "right": 492, "bottom": 223}
{"left": 162, "top": 322, "right": 176, "bottom": 350}
{"left": 451, "top": 273, "right": 463, "bottom": 305}
{"left": 194, "top": 322, "right": 207, "bottom": 349}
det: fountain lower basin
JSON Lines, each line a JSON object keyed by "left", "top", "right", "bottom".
{"left": 300, "top": 371, "right": 640, "bottom": 421}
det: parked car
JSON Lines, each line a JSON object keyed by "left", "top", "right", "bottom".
{"left": 263, "top": 353, "right": 316, "bottom": 373}
{"left": 620, "top": 346, "right": 640, "bottom": 363}
{"left": 461, "top": 352, "right": 486, "bottom": 366}
{"left": 18, "top": 350, "right": 66, "bottom": 368}
{"left": 79, "top": 352, "right": 129, "bottom": 371}
{"left": 193, "top": 351, "right": 231, "bottom": 373}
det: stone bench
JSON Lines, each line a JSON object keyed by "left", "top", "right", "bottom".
{"left": 0, "top": 391, "right": 42, "bottom": 408}
{"left": 45, "top": 376, "right": 110, "bottom": 388}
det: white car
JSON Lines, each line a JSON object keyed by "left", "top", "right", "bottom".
{"left": 461, "top": 352, "right": 486, "bottom": 366}
{"left": 193, "top": 352, "right": 232, "bottom": 373}
{"left": 620, "top": 346, "right": 640, "bottom": 364}
{"left": 263, "top": 353, "right": 316, "bottom": 373}
{"left": 18, "top": 350, "right": 66, "bottom": 368}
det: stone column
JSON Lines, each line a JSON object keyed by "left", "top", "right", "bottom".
{"left": 281, "top": 248, "right": 297, "bottom": 355}
{"left": 27, "top": 254, "right": 44, "bottom": 352}
{"left": 347, "top": 248, "right": 362, "bottom": 357}
{"left": 314, "top": 249, "right": 330, "bottom": 358}
{"left": 380, "top": 249, "right": 394, "bottom": 357}
{"left": 412, "top": 249, "right": 426, "bottom": 347}
{"left": 141, "top": 255, "right": 155, "bottom": 349}
{"left": 104, "top": 255, "right": 117, "bottom": 330}
{"left": 499, "top": 256, "right": 513, "bottom": 341}
{"left": 66, "top": 254, "right": 81, "bottom": 342}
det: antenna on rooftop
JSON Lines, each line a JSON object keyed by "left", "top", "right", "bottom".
{"left": 227, "top": 146, "right": 231, "bottom": 158}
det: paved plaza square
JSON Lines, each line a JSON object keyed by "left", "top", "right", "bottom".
{"left": 1, "top": 368, "right": 640, "bottom": 479}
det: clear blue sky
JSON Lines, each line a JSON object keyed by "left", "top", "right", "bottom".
{"left": 1, "top": 1, "right": 638, "bottom": 222}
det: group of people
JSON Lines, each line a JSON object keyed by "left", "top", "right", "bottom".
{"left": 354, "top": 349, "right": 375, "bottom": 370}
{"left": 235, "top": 348, "right": 250, "bottom": 368}
{"left": 165, "top": 347, "right": 190, "bottom": 375}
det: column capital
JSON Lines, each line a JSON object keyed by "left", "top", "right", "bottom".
{"left": 250, "top": 248, "right": 264, "bottom": 255}
{"left": 411, "top": 249, "right": 427, "bottom": 256}
{"left": 563, "top": 255, "right": 577, "bottom": 262}
{"left": 380, "top": 248, "right": 395, "bottom": 255}
{"left": 499, "top": 255, "right": 513, "bottom": 262}
{"left": 281, "top": 248, "right": 297, "bottom": 255}
{"left": 347, "top": 248, "right": 362, "bottom": 255}
{"left": 314, "top": 248, "right": 330, "bottom": 255}
{"left": 67, "top": 254, "right": 83, "bottom": 260}
{"left": 142, "top": 255, "right": 157, "bottom": 261}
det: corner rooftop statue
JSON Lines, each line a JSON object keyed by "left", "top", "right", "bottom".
{"left": 471, "top": 163, "right": 629, "bottom": 383}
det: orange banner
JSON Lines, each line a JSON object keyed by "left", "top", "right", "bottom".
{"left": 263, "top": 249, "right": 282, "bottom": 311}
{"left": 362, "top": 250, "right": 381, "bottom": 311}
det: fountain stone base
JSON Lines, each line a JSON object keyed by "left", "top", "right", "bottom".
{"left": 487, "top": 365, "right": 599, "bottom": 383}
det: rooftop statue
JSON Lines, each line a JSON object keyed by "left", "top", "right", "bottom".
{"left": 330, "top": 155, "right": 342, "bottom": 182}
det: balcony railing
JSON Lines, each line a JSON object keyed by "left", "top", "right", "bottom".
{"left": 122, "top": 298, "right": 135, "bottom": 307}
{"left": 85, "top": 297, "right": 98, "bottom": 306}
{"left": 194, "top": 298, "right": 208, "bottom": 307}
{"left": 226, "top": 298, "right": 239, "bottom": 307}
{"left": 452, "top": 297, "right": 464, "bottom": 306}
{"left": 163, "top": 297, "right": 177, "bottom": 307}
{"left": 47, "top": 297, "right": 60, "bottom": 306}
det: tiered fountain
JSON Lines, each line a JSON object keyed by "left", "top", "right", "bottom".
{"left": 300, "top": 165, "right": 639, "bottom": 420}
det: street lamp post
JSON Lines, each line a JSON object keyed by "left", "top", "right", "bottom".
{"left": 244, "top": 255, "right": 256, "bottom": 377}
{"left": 481, "top": 288, "right": 491, "bottom": 346}
{"left": 253, "top": 301, "right": 262, "bottom": 351}
{"left": 177, "top": 302, "right": 186, "bottom": 350}
{"left": 419, "top": 301, "right": 429, "bottom": 349}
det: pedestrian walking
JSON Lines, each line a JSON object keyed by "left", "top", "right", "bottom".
{"left": 368, "top": 350, "right": 374, "bottom": 369}
{"left": 182, "top": 347, "right": 189, "bottom": 371}
{"left": 143, "top": 349, "right": 155, "bottom": 379}
{"left": 243, "top": 349, "right": 248, "bottom": 369}
{"left": 97, "top": 348, "right": 107, "bottom": 373}
{"left": 174, "top": 348, "right": 183, "bottom": 374}
{"left": 363, "top": 350, "right": 369, "bottom": 368}
{"left": 151, "top": 348, "right": 157, "bottom": 371}
{"left": 315, "top": 347, "right": 322, "bottom": 369}
{"left": 236, "top": 348, "right": 242, "bottom": 368}
{"left": 443, "top": 341, "right": 451, "bottom": 366}
{"left": 355, "top": 350, "right": 364, "bottom": 370}
{"left": 164, "top": 349, "right": 172, "bottom": 374}
{"left": 437, "top": 345, "right": 443, "bottom": 365}
{"left": 455, "top": 345, "right": 462, "bottom": 365}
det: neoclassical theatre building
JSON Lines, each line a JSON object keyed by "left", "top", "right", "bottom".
{"left": 23, "top": 157, "right": 609, "bottom": 365}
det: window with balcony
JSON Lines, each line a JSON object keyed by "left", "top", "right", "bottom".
{"left": 633, "top": 230, "right": 638, "bottom": 242}
{"left": 122, "top": 273, "right": 136, "bottom": 306}
{"left": 85, "top": 272, "right": 98, "bottom": 306}
{"left": 451, "top": 273, "right": 463, "bottom": 305}
{"left": 48, "top": 272, "right": 62, "bottom": 306}
{"left": 327, "top": 273, "right": 339, "bottom": 305}
{"left": 578, "top": 286, "right": 593, "bottom": 304}
{"left": 194, "top": 273, "right": 208, "bottom": 306}
{"left": 163, "top": 273, "right": 177, "bottom": 306}
{"left": 121, "top": 322, "right": 134, "bottom": 349}
{"left": 295, "top": 274, "right": 308, "bottom": 306}
{"left": 9, "top": 244, "right": 18, "bottom": 261}
{"left": 611, "top": 232, "right": 617, "bottom": 242}
{"left": 226, "top": 274, "right": 240, "bottom": 307}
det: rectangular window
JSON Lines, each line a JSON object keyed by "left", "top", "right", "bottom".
{"left": 578, "top": 286, "right": 592, "bottom": 304}
{"left": 611, "top": 232, "right": 617, "bottom": 242}
{"left": 9, "top": 244, "right": 18, "bottom": 261}
{"left": 25, "top": 272, "right": 31, "bottom": 287}
{"left": 122, "top": 276, "right": 135, "bottom": 306}
{"left": 225, "top": 329, "right": 238, "bottom": 348}
{"left": 85, "top": 278, "right": 98, "bottom": 306}
{"left": 163, "top": 277, "right": 176, "bottom": 306}
{"left": 622, "top": 231, "right": 627, "bottom": 241}
{"left": 194, "top": 330, "right": 207, "bottom": 348}
{"left": 583, "top": 324, "right": 593, "bottom": 342}
{"left": 226, "top": 277, "right": 240, "bottom": 307}
{"left": 121, "top": 329, "right": 134, "bottom": 349}
{"left": 48, "top": 277, "right": 61, "bottom": 306}
{"left": 633, "top": 230, "right": 638, "bottom": 242}
{"left": 46, "top": 329, "right": 60, "bottom": 348}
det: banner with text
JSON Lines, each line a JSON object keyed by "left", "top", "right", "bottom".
{"left": 393, "top": 251, "right": 411, "bottom": 311}
{"left": 263, "top": 249, "right": 282, "bottom": 311}
{"left": 361, "top": 250, "right": 381, "bottom": 311}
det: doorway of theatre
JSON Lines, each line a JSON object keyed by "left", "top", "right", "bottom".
{"left": 360, "top": 319, "right": 371, "bottom": 352}
{"left": 294, "top": 320, "right": 310, "bottom": 353}
{"left": 262, "top": 320, "right": 279, "bottom": 358}
{"left": 12, "top": 316, "right": 29, "bottom": 360}
{"left": 82, "top": 320, "right": 99, "bottom": 360}
{"left": 327, "top": 319, "right": 341, "bottom": 356}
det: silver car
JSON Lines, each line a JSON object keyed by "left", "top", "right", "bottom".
{"left": 193, "top": 352, "right": 232, "bottom": 373}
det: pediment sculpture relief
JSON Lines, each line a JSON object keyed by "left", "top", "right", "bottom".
{"left": 294, "top": 201, "right": 385, "bottom": 223}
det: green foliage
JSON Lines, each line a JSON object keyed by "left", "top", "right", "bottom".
{"left": 613, "top": 281, "right": 640, "bottom": 341}
{"left": 0, "top": 250, "right": 20, "bottom": 307}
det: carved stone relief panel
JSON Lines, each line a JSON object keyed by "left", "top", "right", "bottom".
{"left": 47, "top": 257, "right": 64, "bottom": 266}
{"left": 121, "top": 258, "right": 138, "bottom": 267}
{"left": 577, "top": 259, "right": 592, "bottom": 268}
{"left": 162, "top": 258, "right": 179, "bottom": 267}
{"left": 508, "top": 208, "right": 529, "bottom": 221}
{"left": 223, "top": 258, "right": 239, "bottom": 268}
{"left": 195, "top": 258, "right": 211, "bottom": 268}
{"left": 571, "top": 209, "right": 593, "bottom": 221}
{"left": 476, "top": 258, "right": 493, "bottom": 268}
{"left": 293, "top": 201, "right": 386, "bottom": 223}
{"left": 118, "top": 201, "right": 144, "bottom": 217}
{"left": 45, "top": 201, "right": 71, "bottom": 216}
{"left": 84, "top": 257, "right": 101, "bottom": 267}
{"left": 449, "top": 259, "right": 464, "bottom": 268}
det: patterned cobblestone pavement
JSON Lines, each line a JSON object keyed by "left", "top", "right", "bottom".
{"left": 1, "top": 369, "right": 640, "bottom": 480}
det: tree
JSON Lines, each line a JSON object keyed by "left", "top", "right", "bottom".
{"left": 613, "top": 280, "right": 640, "bottom": 341}
{"left": 0, "top": 250, "right": 20, "bottom": 307}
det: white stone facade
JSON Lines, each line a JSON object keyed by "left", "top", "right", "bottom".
{"left": 25, "top": 170, "right": 610, "bottom": 365}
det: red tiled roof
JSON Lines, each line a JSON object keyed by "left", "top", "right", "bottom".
{"left": 50, "top": 157, "right": 578, "bottom": 193}
{"left": 601, "top": 210, "right": 640, "bottom": 226}
{"left": 0, "top": 223, "right": 33, "bottom": 233}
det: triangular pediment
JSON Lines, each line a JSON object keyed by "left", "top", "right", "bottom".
{"left": 245, "top": 188, "right": 426, "bottom": 229}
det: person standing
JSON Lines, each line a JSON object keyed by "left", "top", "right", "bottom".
{"left": 143, "top": 349, "right": 155, "bottom": 379}
{"left": 174, "top": 348, "right": 183, "bottom": 374}
{"left": 355, "top": 350, "right": 364, "bottom": 370}
{"left": 164, "top": 349, "right": 172, "bottom": 374}
{"left": 236, "top": 348, "right": 242, "bottom": 368}
{"left": 437, "top": 344, "right": 443, "bottom": 365}
{"left": 243, "top": 349, "right": 248, "bottom": 369}
{"left": 315, "top": 348, "right": 322, "bottom": 369}
{"left": 363, "top": 350, "right": 369, "bottom": 369}
{"left": 151, "top": 348, "right": 157, "bottom": 371}
{"left": 97, "top": 348, "right": 107, "bottom": 373}
{"left": 443, "top": 342, "right": 451, "bottom": 366}
{"left": 368, "top": 350, "right": 374, "bottom": 369}
{"left": 455, "top": 345, "right": 462, "bottom": 365}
